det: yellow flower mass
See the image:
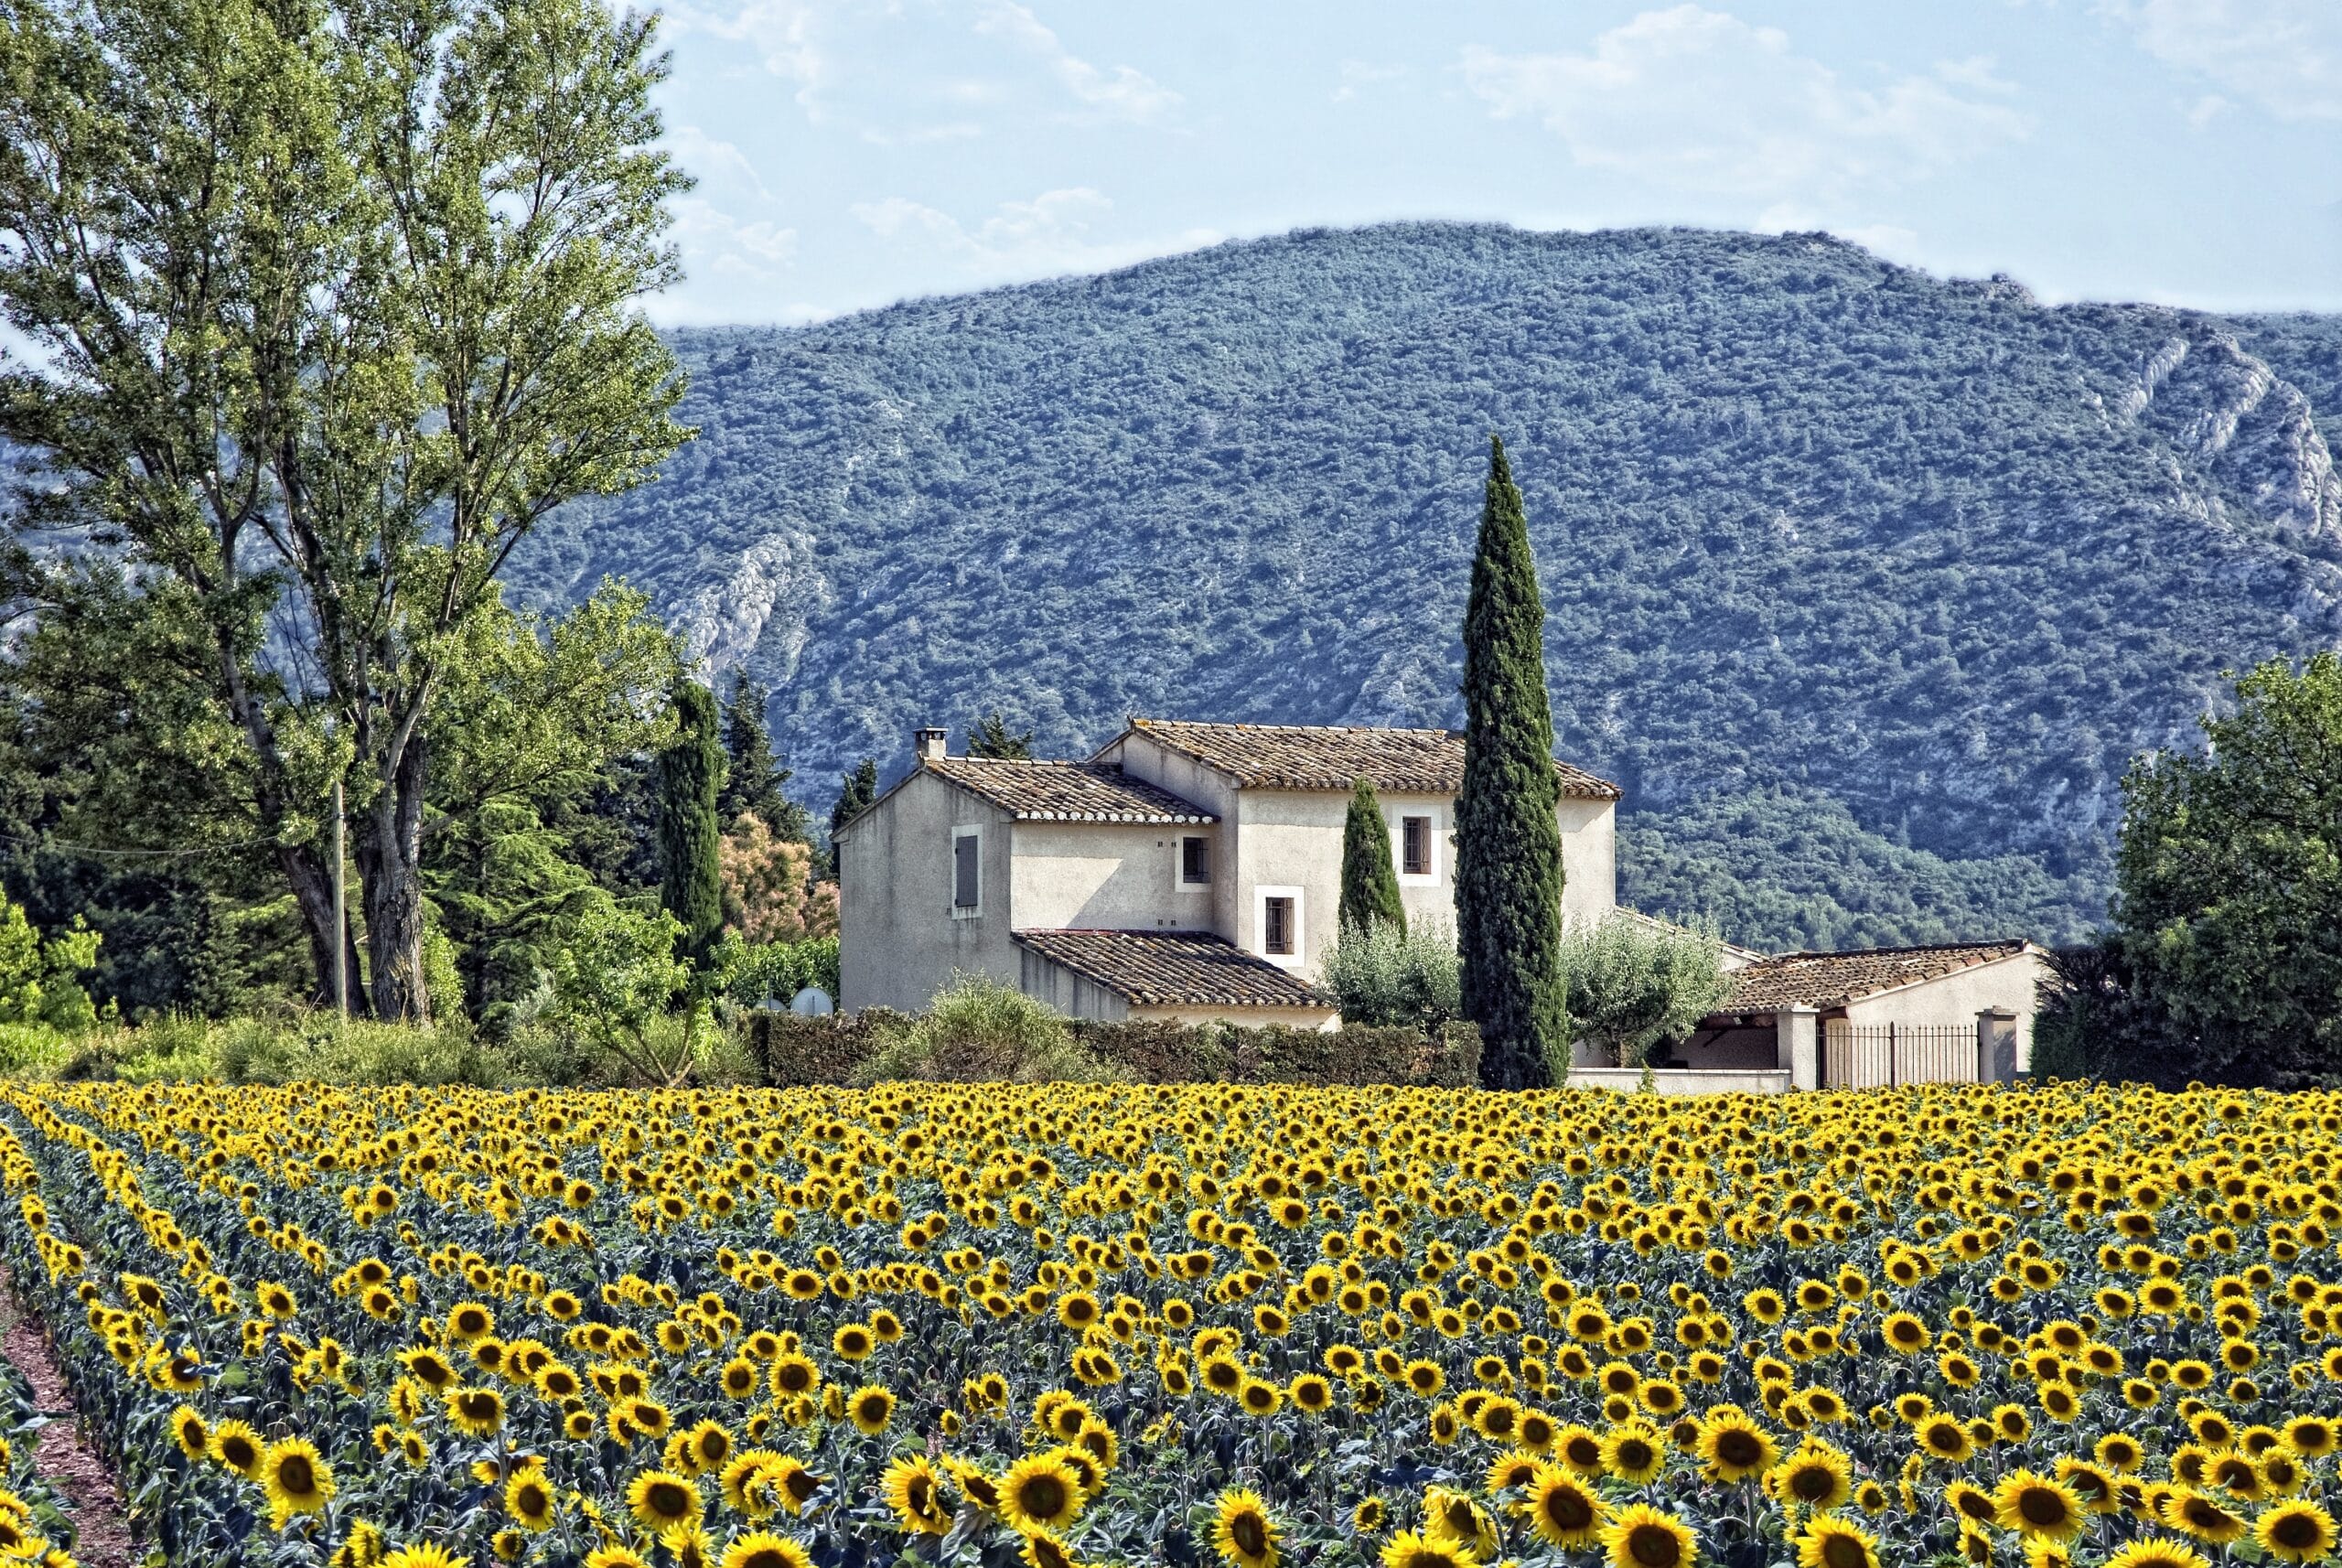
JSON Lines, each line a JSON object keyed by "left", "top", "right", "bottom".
{"left": 1, "top": 1077, "right": 2339, "bottom": 1564}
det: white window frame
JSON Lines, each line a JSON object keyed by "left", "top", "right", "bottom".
{"left": 951, "top": 825, "right": 983, "bottom": 918}
{"left": 1254, "top": 885, "right": 1304, "bottom": 968}
{"left": 1395, "top": 809, "right": 1440, "bottom": 886}
{"left": 1175, "top": 832, "right": 1213, "bottom": 891}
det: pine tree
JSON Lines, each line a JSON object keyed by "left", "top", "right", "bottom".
{"left": 966, "top": 710, "right": 1034, "bottom": 759}
{"left": 656, "top": 679, "right": 725, "bottom": 965}
{"left": 827, "top": 757, "right": 879, "bottom": 880}
{"left": 1455, "top": 435, "right": 1567, "bottom": 1089}
{"left": 716, "top": 672, "right": 804, "bottom": 839}
{"left": 1339, "top": 778, "right": 1406, "bottom": 935}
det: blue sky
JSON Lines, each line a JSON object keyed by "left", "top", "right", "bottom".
{"left": 646, "top": 0, "right": 2342, "bottom": 326}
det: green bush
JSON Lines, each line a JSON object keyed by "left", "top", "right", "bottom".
{"left": 1323, "top": 918, "right": 1463, "bottom": 1034}
{"left": 1557, "top": 915, "right": 1735, "bottom": 1072}
{"left": 852, "top": 973, "right": 1125, "bottom": 1086}
{"left": 48, "top": 1011, "right": 499, "bottom": 1086}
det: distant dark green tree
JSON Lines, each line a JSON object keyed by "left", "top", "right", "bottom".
{"left": 967, "top": 711, "right": 1034, "bottom": 759}
{"left": 1339, "top": 778, "right": 1406, "bottom": 935}
{"left": 656, "top": 681, "right": 725, "bottom": 964}
{"left": 1455, "top": 435, "right": 1567, "bottom": 1090}
{"left": 2108, "top": 651, "right": 2342, "bottom": 1086}
{"left": 716, "top": 672, "right": 805, "bottom": 839}
{"left": 827, "top": 757, "right": 879, "bottom": 880}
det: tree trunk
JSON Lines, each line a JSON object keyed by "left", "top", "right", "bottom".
{"left": 359, "top": 727, "right": 432, "bottom": 1022}
{"left": 276, "top": 841, "right": 366, "bottom": 1015}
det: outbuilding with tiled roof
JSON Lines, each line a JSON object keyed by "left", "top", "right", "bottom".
{"left": 1014, "top": 929, "right": 1335, "bottom": 1024}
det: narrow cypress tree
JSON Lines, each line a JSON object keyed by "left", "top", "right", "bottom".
{"left": 1456, "top": 435, "right": 1567, "bottom": 1089}
{"left": 1339, "top": 778, "right": 1407, "bottom": 935}
{"left": 827, "top": 757, "right": 878, "bottom": 881}
{"left": 656, "top": 679, "right": 725, "bottom": 964}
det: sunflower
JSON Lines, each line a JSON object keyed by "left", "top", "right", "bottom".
{"left": 626, "top": 1469, "right": 703, "bottom": 1536}
{"left": 1353, "top": 1498, "right": 1386, "bottom": 1534}
{"left": 1601, "top": 1503, "right": 1697, "bottom": 1568}
{"left": 1794, "top": 1517, "right": 1879, "bottom": 1568}
{"left": 1699, "top": 1412, "right": 1778, "bottom": 1481}
{"left": 846, "top": 1384, "right": 895, "bottom": 1435}
{"left": 2256, "top": 1500, "right": 2339, "bottom": 1564}
{"left": 2101, "top": 1544, "right": 2210, "bottom": 1568}
{"left": 169, "top": 1404, "right": 209, "bottom": 1459}
{"left": 506, "top": 1467, "right": 557, "bottom": 1532}
{"left": 1211, "top": 1488, "right": 1279, "bottom": 1568}
{"left": 210, "top": 1419, "right": 263, "bottom": 1477}
{"left": 998, "top": 1454, "right": 1083, "bottom": 1535}
{"left": 1771, "top": 1444, "right": 1853, "bottom": 1511}
{"left": 263, "top": 1437, "right": 336, "bottom": 1518}
{"left": 380, "top": 1547, "right": 467, "bottom": 1568}
{"left": 2163, "top": 1487, "right": 2249, "bottom": 1545}
{"left": 1422, "top": 1487, "right": 1499, "bottom": 1560}
{"left": 1603, "top": 1423, "right": 1667, "bottom": 1485}
{"left": 445, "top": 1385, "right": 506, "bottom": 1438}
{"left": 882, "top": 1455, "right": 951, "bottom": 1537}
{"left": 1377, "top": 1531, "right": 1478, "bottom": 1568}
{"left": 1915, "top": 1415, "right": 1975, "bottom": 1462}
{"left": 717, "top": 1531, "right": 812, "bottom": 1568}
{"left": 1994, "top": 1471, "right": 2085, "bottom": 1542}
{"left": 1020, "top": 1530, "right": 1084, "bottom": 1568}
{"left": 1525, "top": 1466, "right": 1605, "bottom": 1548}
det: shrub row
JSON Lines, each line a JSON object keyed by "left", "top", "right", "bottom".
{"left": 741, "top": 1009, "right": 1480, "bottom": 1089}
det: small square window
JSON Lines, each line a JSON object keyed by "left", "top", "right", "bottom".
{"left": 1264, "top": 896, "right": 1295, "bottom": 956}
{"left": 1180, "top": 836, "right": 1211, "bottom": 886}
{"left": 1402, "top": 816, "right": 1432, "bottom": 876}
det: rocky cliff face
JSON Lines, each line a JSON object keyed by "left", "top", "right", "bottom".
{"left": 510, "top": 223, "right": 2342, "bottom": 948}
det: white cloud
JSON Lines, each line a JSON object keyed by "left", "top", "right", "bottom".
{"left": 852, "top": 187, "right": 1220, "bottom": 278}
{"left": 2186, "top": 92, "right": 2231, "bottom": 126}
{"left": 668, "top": 0, "right": 828, "bottom": 114}
{"left": 2101, "top": 0, "right": 2342, "bottom": 121}
{"left": 972, "top": 2, "right": 1182, "bottom": 122}
{"left": 1459, "top": 6, "right": 2031, "bottom": 200}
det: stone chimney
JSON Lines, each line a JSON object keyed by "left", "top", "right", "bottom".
{"left": 913, "top": 726, "right": 948, "bottom": 764}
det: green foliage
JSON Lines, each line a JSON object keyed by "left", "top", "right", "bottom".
{"left": 1323, "top": 919, "right": 1462, "bottom": 1035}
{"left": 826, "top": 757, "right": 878, "bottom": 879}
{"left": 510, "top": 224, "right": 2342, "bottom": 952}
{"left": 1338, "top": 779, "right": 1406, "bottom": 935}
{"left": 53, "top": 1012, "right": 496, "bottom": 1086}
{"left": 538, "top": 901, "right": 704, "bottom": 1087}
{"left": 655, "top": 682, "right": 725, "bottom": 965}
{"left": 851, "top": 972, "right": 1123, "bottom": 1086}
{"left": 704, "top": 932, "right": 841, "bottom": 1006}
{"left": 717, "top": 672, "right": 805, "bottom": 839}
{"left": 0, "top": 0, "right": 692, "bottom": 1018}
{"left": 2108, "top": 653, "right": 2342, "bottom": 1086}
{"left": 1557, "top": 915, "right": 1736, "bottom": 1071}
{"left": 1457, "top": 435, "right": 1566, "bottom": 1090}
{"left": 0, "top": 890, "right": 99, "bottom": 1034}
{"left": 965, "top": 711, "right": 1034, "bottom": 760}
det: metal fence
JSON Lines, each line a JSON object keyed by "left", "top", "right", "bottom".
{"left": 1822, "top": 1021, "right": 1977, "bottom": 1090}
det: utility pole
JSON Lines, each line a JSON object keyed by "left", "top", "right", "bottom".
{"left": 331, "top": 778, "right": 348, "bottom": 1022}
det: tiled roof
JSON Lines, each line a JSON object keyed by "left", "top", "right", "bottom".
{"left": 1014, "top": 929, "right": 1329, "bottom": 1009}
{"left": 1718, "top": 940, "right": 2036, "bottom": 1013}
{"left": 1121, "top": 718, "right": 1620, "bottom": 799}
{"left": 923, "top": 758, "right": 1215, "bottom": 823}
{"left": 1615, "top": 908, "right": 1768, "bottom": 969}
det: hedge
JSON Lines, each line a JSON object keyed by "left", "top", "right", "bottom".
{"left": 740, "top": 1011, "right": 1481, "bottom": 1090}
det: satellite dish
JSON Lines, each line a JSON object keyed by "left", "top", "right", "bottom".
{"left": 789, "top": 986, "right": 834, "bottom": 1016}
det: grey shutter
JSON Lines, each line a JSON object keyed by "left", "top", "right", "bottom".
{"left": 954, "top": 834, "right": 979, "bottom": 908}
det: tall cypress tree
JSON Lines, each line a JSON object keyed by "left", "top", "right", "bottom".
{"left": 1456, "top": 435, "right": 1567, "bottom": 1089}
{"left": 1339, "top": 778, "right": 1406, "bottom": 935}
{"left": 717, "top": 672, "right": 803, "bottom": 838}
{"left": 826, "top": 757, "right": 878, "bottom": 881}
{"left": 656, "top": 679, "right": 725, "bottom": 964}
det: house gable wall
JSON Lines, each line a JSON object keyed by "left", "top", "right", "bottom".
{"left": 1009, "top": 820, "right": 1217, "bottom": 933}
{"left": 836, "top": 770, "right": 1019, "bottom": 1012}
{"left": 1842, "top": 950, "right": 2049, "bottom": 1072}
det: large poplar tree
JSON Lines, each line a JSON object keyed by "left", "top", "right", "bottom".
{"left": 656, "top": 679, "right": 724, "bottom": 965}
{"left": 0, "top": 0, "right": 691, "bottom": 1017}
{"left": 1455, "top": 435, "right": 1567, "bottom": 1089}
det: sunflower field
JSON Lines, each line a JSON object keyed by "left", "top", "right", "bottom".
{"left": 0, "top": 1078, "right": 2338, "bottom": 1568}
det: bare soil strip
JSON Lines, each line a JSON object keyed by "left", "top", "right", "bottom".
{"left": 0, "top": 1278, "right": 135, "bottom": 1568}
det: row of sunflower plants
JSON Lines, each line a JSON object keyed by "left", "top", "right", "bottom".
{"left": 0, "top": 1078, "right": 2336, "bottom": 1568}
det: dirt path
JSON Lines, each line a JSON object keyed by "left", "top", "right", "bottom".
{"left": 0, "top": 1278, "right": 135, "bottom": 1568}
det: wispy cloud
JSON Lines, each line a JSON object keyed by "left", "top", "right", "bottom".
{"left": 2100, "top": 0, "right": 2342, "bottom": 121}
{"left": 1460, "top": 5, "right": 2032, "bottom": 201}
{"left": 852, "top": 188, "right": 1220, "bottom": 278}
{"left": 972, "top": 2, "right": 1182, "bottom": 122}
{"left": 1333, "top": 60, "right": 1406, "bottom": 103}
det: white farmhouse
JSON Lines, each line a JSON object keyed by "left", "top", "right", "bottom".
{"left": 834, "top": 718, "right": 1622, "bottom": 1027}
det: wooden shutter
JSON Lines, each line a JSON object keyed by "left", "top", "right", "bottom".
{"left": 953, "top": 834, "right": 979, "bottom": 908}
{"left": 1265, "top": 897, "right": 1293, "bottom": 955}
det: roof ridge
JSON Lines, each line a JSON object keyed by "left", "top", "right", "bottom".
{"left": 1757, "top": 939, "right": 2027, "bottom": 963}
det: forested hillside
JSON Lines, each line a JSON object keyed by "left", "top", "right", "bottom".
{"left": 508, "top": 223, "right": 2342, "bottom": 951}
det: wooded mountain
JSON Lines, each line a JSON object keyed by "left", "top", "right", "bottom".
{"left": 508, "top": 223, "right": 2342, "bottom": 952}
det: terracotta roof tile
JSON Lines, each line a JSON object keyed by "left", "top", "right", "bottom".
{"left": 1014, "top": 929, "right": 1329, "bottom": 1009}
{"left": 1121, "top": 718, "right": 1620, "bottom": 799}
{"left": 1720, "top": 940, "right": 2036, "bottom": 1013}
{"left": 923, "top": 758, "right": 1215, "bottom": 822}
